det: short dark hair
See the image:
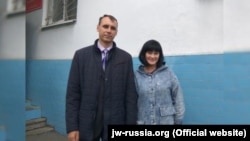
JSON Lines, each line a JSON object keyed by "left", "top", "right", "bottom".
{"left": 98, "top": 14, "right": 118, "bottom": 25}
{"left": 139, "top": 39, "right": 165, "bottom": 68}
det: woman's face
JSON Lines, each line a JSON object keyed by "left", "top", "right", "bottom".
{"left": 145, "top": 50, "right": 160, "bottom": 67}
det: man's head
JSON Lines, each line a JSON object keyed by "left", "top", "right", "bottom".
{"left": 97, "top": 14, "right": 118, "bottom": 47}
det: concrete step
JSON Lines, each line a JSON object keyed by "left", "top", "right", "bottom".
{"left": 26, "top": 117, "right": 47, "bottom": 131}
{"left": 26, "top": 126, "right": 54, "bottom": 136}
{"left": 26, "top": 105, "right": 41, "bottom": 120}
{"left": 26, "top": 130, "right": 68, "bottom": 141}
{"left": 25, "top": 100, "right": 55, "bottom": 136}
{"left": 26, "top": 117, "right": 55, "bottom": 136}
{"left": 26, "top": 99, "right": 32, "bottom": 107}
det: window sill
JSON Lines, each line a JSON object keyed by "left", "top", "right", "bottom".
{"left": 41, "top": 19, "right": 76, "bottom": 30}
{"left": 6, "top": 9, "right": 25, "bottom": 17}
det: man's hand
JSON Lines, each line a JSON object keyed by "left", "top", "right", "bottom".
{"left": 68, "top": 131, "right": 79, "bottom": 141}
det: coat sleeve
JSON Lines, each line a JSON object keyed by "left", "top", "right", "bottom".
{"left": 171, "top": 73, "right": 185, "bottom": 125}
{"left": 66, "top": 51, "right": 81, "bottom": 133}
{"left": 125, "top": 57, "right": 138, "bottom": 124}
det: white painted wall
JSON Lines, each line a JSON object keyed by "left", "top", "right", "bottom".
{"left": 224, "top": 0, "right": 250, "bottom": 52}
{"left": 0, "top": 0, "right": 25, "bottom": 59}
{"left": 26, "top": 0, "right": 250, "bottom": 60}
{"left": 73, "top": 0, "right": 223, "bottom": 57}
{"left": 26, "top": 0, "right": 223, "bottom": 59}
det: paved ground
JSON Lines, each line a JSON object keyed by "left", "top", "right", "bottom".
{"left": 26, "top": 131, "right": 67, "bottom": 141}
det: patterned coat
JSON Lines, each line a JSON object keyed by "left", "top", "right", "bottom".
{"left": 66, "top": 39, "right": 138, "bottom": 141}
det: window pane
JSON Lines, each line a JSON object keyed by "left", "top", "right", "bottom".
{"left": 53, "top": 0, "right": 63, "bottom": 22}
{"left": 66, "top": 0, "right": 77, "bottom": 20}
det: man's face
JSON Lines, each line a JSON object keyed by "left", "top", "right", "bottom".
{"left": 97, "top": 17, "right": 118, "bottom": 45}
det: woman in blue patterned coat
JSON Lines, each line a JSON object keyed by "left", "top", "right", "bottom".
{"left": 135, "top": 39, "right": 185, "bottom": 125}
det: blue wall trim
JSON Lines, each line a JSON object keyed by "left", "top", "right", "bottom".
{"left": 26, "top": 52, "right": 250, "bottom": 135}
{"left": 1, "top": 52, "right": 249, "bottom": 138}
{"left": 26, "top": 60, "right": 71, "bottom": 134}
{"left": 0, "top": 60, "right": 25, "bottom": 141}
{"left": 0, "top": 126, "right": 6, "bottom": 141}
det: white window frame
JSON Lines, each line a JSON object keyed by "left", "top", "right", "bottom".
{"left": 6, "top": 0, "right": 25, "bottom": 16}
{"left": 42, "top": 0, "right": 77, "bottom": 29}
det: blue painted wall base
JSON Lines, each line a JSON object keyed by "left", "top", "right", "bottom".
{"left": 0, "top": 126, "right": 6, "bottom": 141}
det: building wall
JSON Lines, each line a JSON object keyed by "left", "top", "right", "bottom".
{"left": 27, "top": 0, "right": 223, "bottom": 59}
{"left": 0, "top": 0, "right": 249, "bottom": 139}
{"left": 25, "top": 0, "right": 250, "bottom": 135}
{"left": 0, "top": 0, "right": 25, "bottom": 141}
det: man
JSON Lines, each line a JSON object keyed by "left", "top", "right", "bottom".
{"left": 66, "top": 14, "right": 138, "bottom": 141}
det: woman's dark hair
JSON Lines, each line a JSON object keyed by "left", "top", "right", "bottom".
{"left": 139, "top": 39, "right": 165, "bottom": 68}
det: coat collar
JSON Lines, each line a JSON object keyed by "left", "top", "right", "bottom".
{"left": 93, "top": 39, "right": 117, "bottom": 53}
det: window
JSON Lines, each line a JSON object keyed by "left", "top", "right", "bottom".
{"left": 7, "top": 0, "right": 25, "bottom": 16}
{"left": 42, "top": 0, "right": 77, "bottom": 28}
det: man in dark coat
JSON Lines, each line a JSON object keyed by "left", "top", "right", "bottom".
{"left": 66, "top": 14, "right": 138, "bottom": 141}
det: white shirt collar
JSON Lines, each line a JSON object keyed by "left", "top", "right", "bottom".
{"left": 97, "top": 41, "right": 112, "bottom": 52}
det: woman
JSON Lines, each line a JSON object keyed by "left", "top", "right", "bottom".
{"left": 135, "top": 39, "right": 185, "bottom": 125}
